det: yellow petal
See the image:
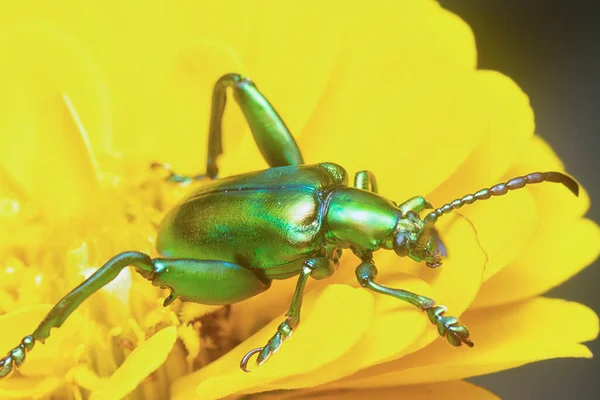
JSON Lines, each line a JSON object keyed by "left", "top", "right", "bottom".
{"left": 0, "top": 0, "right": 115, "bottom": 153}
{"left": 428, "top": 71, "right": 534, "bottom": 204}
{"left": 473, "top": 218, "right": 600, "bottom": 308}
{"left": 239, "top": 0, "right": 343, "bottom": 136}
{"left": 148, "top": 40, "right": 247, "bottom": 175}
{"left": 450, "top": 188, "right": 537, "bottom": 280}
{"left": 295, "top": 380, "right": 498, "bottom": 400}
{"left": 332, "top": 297, "right": 597, "bottom": 388}
{"left": 299, "top": 1, "right": 482, "bottom": 200}
{"left": 96, "top": 0, "right": 253, "bottom": 174}
{"left": 67, "top": 364, "right": 104, "bottom": 392}
{"left": 0, "top": 18, "right": 105, "bottom": 219}
{"left": 421, "top": 71, "right": 537, "bottom": 281}
{"left": 171, "top": 285, "right": 375, "bottom": 400}
{"left": 0, "top": 376, "right": 63, "bottom": 399}
{"left": 89, "top": 326, "right": 177, "bottom": 400}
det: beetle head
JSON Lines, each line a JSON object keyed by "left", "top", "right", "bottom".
{"left": 391, "top": 213, "right": 445, "bottom": 268}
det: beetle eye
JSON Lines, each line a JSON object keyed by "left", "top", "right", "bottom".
{"left": 393, "top": 232, "right": 410, "bottom": 257}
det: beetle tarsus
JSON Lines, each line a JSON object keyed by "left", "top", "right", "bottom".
{"left": 0, "top": 335, "right": 35, "bottom": 379}
{"left": 238, "top": 320, "right": 294, "bottom": 372}
{"left": 424, "top": 305, "right": 473, "bottom": 347}
{"left": 150, "top": 162, "right": 212, "bottom": 184}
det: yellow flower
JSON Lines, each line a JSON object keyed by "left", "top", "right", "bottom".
{"left": 0, "top": 1, "right": 598, "bottom": 399}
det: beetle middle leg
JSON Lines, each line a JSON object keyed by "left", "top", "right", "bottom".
{"left": 153, "top": 73, "right": 304, "bottom": 183}
{"left": 355, "top": 258, "right": 473, "bottom": 347}
{"left": 240, "top": 251, "right": 340, "bottom": 372}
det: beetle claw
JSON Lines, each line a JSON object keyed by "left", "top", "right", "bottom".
{"left": 240, "top": 347, "right": 264, "bottom": 372}
{"left": 238, "top": 320, "right": 294, "bottom": 372}
{"left": 150, "top": 162, "right": 211, "bottom": 184}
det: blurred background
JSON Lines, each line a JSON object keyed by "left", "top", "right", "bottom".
{"left": 439, "top": 1, "right": 599, "bottom": 398}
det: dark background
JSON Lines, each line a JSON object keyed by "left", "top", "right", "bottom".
{"left": 438, "top": 1, "right": 599, "bottom": 399}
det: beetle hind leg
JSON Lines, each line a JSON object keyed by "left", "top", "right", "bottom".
{"left": 152, "top": 73, "right": 304, "bottom": 183}
{"left": 0, "top": 251, "right": 157, "bottom": 378}
{"left": 0, "top": 252, "right": 272, "bottom": 379}
{"left": 355, "top": 259, "right": 473, "bottom": 347}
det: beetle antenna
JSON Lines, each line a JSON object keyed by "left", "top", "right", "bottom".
{"left": 415, "top": 171, "right": 579, "bottom": 252}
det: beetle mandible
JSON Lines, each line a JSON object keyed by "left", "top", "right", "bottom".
{"left": 0, "top": 73, "right": 579, "bottom": 377}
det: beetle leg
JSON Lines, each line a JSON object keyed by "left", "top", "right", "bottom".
{"left": 354, "top": 170, "right": 378, "bottom": 193}
{"left": 0, "top": 252, "right": 272, "bottom": 378}
{"left": 208, "top": 73, "right": 305, "bottom": 177}
{"left": 0, "top": 252, "right": 155, "bottom": 378}
{"left": 150, "top": 162, "right": 210, "bottom": 184}
{"left": 240, "top": 255, "right": 337, "bottom": 372}
{"left": 153, "top": 73, "right": 305, "bottom": 182}
{"left": 355, "top": 259, "right": 473, "bottom": 348}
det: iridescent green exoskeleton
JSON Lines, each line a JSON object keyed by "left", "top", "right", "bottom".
{"left": 0, "top": 73, "right": 580, "bottom": 378}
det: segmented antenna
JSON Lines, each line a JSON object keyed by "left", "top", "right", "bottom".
{"left": 415, "top": 171, "right": 579, "bottom": 252}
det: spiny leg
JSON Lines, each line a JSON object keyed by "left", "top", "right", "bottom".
{"left": 0, "top": 253, "right": 271, "bottom": 379}
{"left": 240, "top": 254, "right": 338, "bottom": 372}
{"left": 355, "top": 258, "right": 473, "bottom": 347}
{"left": 154, "top": 73, "right": 304, "bottom": 183}
{"left": 0, "top": 252, "right": 153, "bottom": 378}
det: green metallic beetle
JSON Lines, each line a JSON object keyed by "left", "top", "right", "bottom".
{"left": 0, "top": 73, "right": 579, "bottom": 378}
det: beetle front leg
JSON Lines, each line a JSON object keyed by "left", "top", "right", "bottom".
{"left": 355, "top": 259, "right": 473, "bottom": 347}
{"left": 240, "top": 255, "right": 338, "bottom": 372}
